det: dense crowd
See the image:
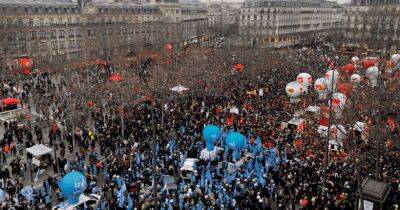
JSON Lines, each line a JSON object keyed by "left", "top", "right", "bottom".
{"left": 0, "top": 43, "right": 399, "bottom": 210}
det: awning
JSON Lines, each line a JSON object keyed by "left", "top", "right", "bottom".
{"left": 26, "top": 144, "right": 52, "bottom": 157}
{"left": 170, "top": 85, "right": 188, "bottom": 93}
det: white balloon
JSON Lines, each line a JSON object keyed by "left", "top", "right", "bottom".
{"left": 351, "top": 56, "right": 360, "bottom": 63}
{"left": 314, "top": 78, "right": 327, "bottom": 92}
{"left": 325, "top": 70, "right": 340, "bottom": 84}
{"left": 296, "top": 73, "right": 313, "bottom": 87}
{"left": 391, "top": 54, "right": 400, "bottom": 64}
{"left": 366, "top": 66, "right": 379, "bottom": 79}
{"left": 329, "top": 92, "right": 347, "bottom": 110}
{"left": 350, "top": 74, "right": 362, "bottom": 84}
{"left": 285, "top": 81, "right": 302, "bottom": 98}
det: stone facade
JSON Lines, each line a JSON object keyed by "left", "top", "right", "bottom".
{"left": 239, "top": 0, "right": 342, "bottom": 48}
{"left": 343, "top": 3, "right": 400, "bottom": 48}
{"left": 0, "top": 1, "right": 208, "bottom": 68}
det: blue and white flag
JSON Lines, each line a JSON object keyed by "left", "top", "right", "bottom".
{"left": 34, "top": 170, "right": 40, "bottom": 183}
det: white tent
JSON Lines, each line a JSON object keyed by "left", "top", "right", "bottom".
{"left": 306, "top": 106, "right": 320, "bottom": 113}
{"left": 26, "top": 144, "right": 52, "bottom": 157}
{"left": 229, "top": 107, "right": 239, "bottom": 115}
{"left": 170, "top": 85, "right": 188, "bottom": 93}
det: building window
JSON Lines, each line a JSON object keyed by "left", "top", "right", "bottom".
{"left": 49, "top": 18, "right": 53, "bottom": 25}
{"left": 39, "top": 30, "right": 46, "bottom": 39}
{"left": 58, "top": 18, "right": 63, "bottom": 24}
{"left": 51, "top": 30, "right": 56, "bottom": 39}
{"left": 31, "top": 31, "right": 37, "bottom": 40}
{"left": 76, "top": 29, "right": 82, "bottom": 38}
{"left": 18, "top": 19, "right": 23, "bottom": 25}
{"left": 40, "top": 42, "right": 47, "bottom": 50}
{"left": 8, "top": 32, "right": 16, "bottom": 41}
{"left": 68, "top": 18, "right": 72, "bottom": 24}
{"left": 39, "top": 18, "right": 44, "bottom": 26}
{"left": 59, "top": 30, "right": 65, "bottom": 38}
{"left": 29, "top": 19, "right": 34, "bottom": 26}
{"left": 69, "top": 29, "right": 74, "bottom": 38}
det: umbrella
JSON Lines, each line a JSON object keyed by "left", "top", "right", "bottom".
{"left": 1, "top": 98, "right": 20, "bottom": 105}
{"left": 108, "top": 73, "right": 122, "bottom": 82}
{"left": 170, "top": 85, "right": 188, "bottom": 93}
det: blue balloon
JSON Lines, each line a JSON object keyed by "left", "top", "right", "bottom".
{"left": 58, "top": 171, "right": 87, "bottom": 204}
{"left": 225, "top": 132, "right": 246, "bottom": 150}
{"left": 202, "top": 125, "right": 221, "bottom": 151}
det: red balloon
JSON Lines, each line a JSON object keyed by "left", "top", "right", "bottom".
{"left": 233, "top": 63, "right": 244, "bottom": 72}
{"left": 165, "top": 43, "right": 173, "bottom": 51}
{"left": 337, "top": 83, "right": 353, "bottom": 96}
{"left": 19, "top": 58, "right": 33, "bottom": 69}
{"left": 361, "top": 59, "right": 377, "bottom": 69}
{"left": 86, "top": 100, "right": 94, "bottom": 107}
{"left": 22, "top": 68, "right": 31, "bottom": 75}
{"left": 108, "top": 73, "right": 122, "bottom": 82}
{"left": 341, "top": 64, "right": 355, "bottom": 74}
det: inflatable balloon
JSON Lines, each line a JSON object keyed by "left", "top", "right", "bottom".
{"left": 361, "top": 59, "right": 377, "bottom": 69}
{"left": 19, "top": 58, "right": 33, "bottom": 70}
{"left": 58, "top": 171, "right": 87, "bottom": 204}
{"left": 285, "top": 81, "right": 303, "bottom": 102}
{"left": 165, "top": 43, "right": 173, "bottom": 51}
{"left": 366, "top": 66, "right": 379, "bottom": 79}
{"left": 233, "top": 63, "right": 244, "bottom": 72}
{"left": 351, "top": 56, "right": 360, "bottom": 63}
{"left": 337, "top": 83, "right": 353, "bottom": 97}
{"left": 341, "top": 64, "right": 356, "bottom": 75}
{"left": 225, "top": 132, "right": 246, "bottom": 161}
{"left": 329, "top": 124, "right": 346, "bottom": 141}
{"left": 391, "top": 54, "right": 400, "bottom": 64}
{"left": 296, "top": 73, "right": 313, "bottom": 87}
{"left": 329, "top": 93, "right": 347, "bottom": 111}
{"left": 202, "top": 125, "right": 221, "bottom": 151}
{"left": 225, "top": 132, "right": 246, "bottom": 150}
{"left": 350, "top": 74, "right": 361, "bottom": 84}
{"left": 325, "top": 70, "right": 340, "bottom": 83}
{"left": 314, "top": 78, "right": 327, "bottom": 92}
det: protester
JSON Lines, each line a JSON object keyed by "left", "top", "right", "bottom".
{"left": 0, "top": 43, "right": 398, "bottom": 209}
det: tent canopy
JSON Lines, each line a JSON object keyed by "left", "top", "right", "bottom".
{"left": 26, "top": 144, "right": 52, "bottom": 157}
{"left": 170, "top": 85, "right": 188, "bottom": 93}
{"left": 288, "top": 117, "right": 305, "bottom": 126}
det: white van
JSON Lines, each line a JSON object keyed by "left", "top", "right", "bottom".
{"left": 51, "top": 194, "right": 101, "bottom": 210}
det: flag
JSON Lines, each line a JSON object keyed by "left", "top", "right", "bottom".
{"left": 34, "top": 169, "right": 40, "bottom": 183}
{"left": 127, "top": 194, "right": 133, "bottom": 210}
{"left": 226, "top": 115, "right": 234, "bottom": 126}
{"left": 20, "top": 186, "right": 34, "bottom": 202}
{"left": 387, "top": 116, "right": 396, "bottom": 132}
{"left": 135, "top": 152, "right": 141, "bottom": 165}
{"left": 200, "top": 170, "right": 205, "bottom": 189}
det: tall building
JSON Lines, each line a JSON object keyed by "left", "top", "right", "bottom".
{"left": 343, "top": 1, "right": 400, "bottom": 49}
{"left": 239, "top": 0, "right": 342, "bottom": 48}
{"left": 0, "top": 0, "right": 209, "bottom": 69}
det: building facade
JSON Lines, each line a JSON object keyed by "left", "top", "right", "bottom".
{"left": 343, "top": 1, "right": 400, "bottom": 49}
{"left": 0, "top": 0, "right": 209, "bottom": 69}
{"left": 239, "top": 0, "right": 342, "bottom": 48}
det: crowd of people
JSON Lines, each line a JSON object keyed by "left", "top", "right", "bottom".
{"left": 0, "top": 43, "right": 399, "bottom": 210}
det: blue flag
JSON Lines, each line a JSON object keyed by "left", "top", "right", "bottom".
{"left": 127, "top": 193, "right": 133, "bottom": 210}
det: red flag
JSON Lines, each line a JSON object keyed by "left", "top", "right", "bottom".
{"left": 295, "top": 139, "right": 303, "bottom": 150}
{"left": 51, "top": 123, "right": 58, "bottom": 134}
{"left": 387, "top": 117, "right": 396, "bottom": 132}
{"left": 226, "top": 115, "right": 234, "bottom": 126}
